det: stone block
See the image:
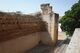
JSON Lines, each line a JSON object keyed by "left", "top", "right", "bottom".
{"left": 65, "top": 28, "right": 80, "bottom": 53}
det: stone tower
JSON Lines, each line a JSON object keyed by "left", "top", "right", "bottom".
{"left": 41, "top": 3, "right": 59, "bottom": 45}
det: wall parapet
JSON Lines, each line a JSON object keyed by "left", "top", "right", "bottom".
{"left": 65, "top": 28, "right": 80, "bottom": 53}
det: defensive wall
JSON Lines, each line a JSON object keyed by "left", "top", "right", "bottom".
{"left": 0, "top": 3, "right": 59, "bottom": 53}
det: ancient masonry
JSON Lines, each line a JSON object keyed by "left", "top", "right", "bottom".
{"left": 65, "top": 28, "right": 80, "bottom": 53}
{"left": 41, "top": 3, "right": 59, "bottom": 45}
{"left": 0, "top": 3, "right": 59, "bottom": 53}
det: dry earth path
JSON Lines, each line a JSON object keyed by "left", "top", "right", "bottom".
{"left": 25, "top": 32, "right": 70, "bottom": 53}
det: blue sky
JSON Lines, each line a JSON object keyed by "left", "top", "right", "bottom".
{"left": 0, "top": 0, "right": 78, "bottom": 16}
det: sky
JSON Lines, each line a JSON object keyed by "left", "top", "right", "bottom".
{"left": 0, "top": 0, "right": 79, "bottom": 16}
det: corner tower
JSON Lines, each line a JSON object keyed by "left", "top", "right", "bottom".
{"left": 41, "top": 3, "right": 59, "bottom": 45}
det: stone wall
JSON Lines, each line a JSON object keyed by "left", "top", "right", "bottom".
{"left": 0, "top": 12, "right": 47, "bottom": 53}
{"left": 0, "top": 32, "right": 40, "bottom": 53}
{"left": 41, "top": 3, "right": 59, "bottom": 45}
{"left": 0, "top": 12, "right": 46, "bottom": 42}
{"left": 65, "top": 28, "right": 80, "bottom": 53}
{"left": 0, "top": 3, "right": 59, "bottom": 53}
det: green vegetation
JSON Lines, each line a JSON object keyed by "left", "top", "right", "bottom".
{"left": 60, "top": 0, "right": 80, "bottom": 36}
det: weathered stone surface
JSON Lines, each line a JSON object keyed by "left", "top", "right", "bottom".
{"left": 0, "top": 32, "right": 41, "bottom": 53}
{"left": 41, "top": 3, "right": 59, "bottom": 45}
{"left": 0, "top": 3, "right": 59, "bottom": 53}
{"left": 0, "top": 12, "right": 46, "bottom": 42}
{"left": 65, "top": 28, "right": 80, "bottom": 53}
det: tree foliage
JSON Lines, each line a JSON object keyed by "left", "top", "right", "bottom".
{"left": 60, "top": 0, "right": 80, "bottom": 36}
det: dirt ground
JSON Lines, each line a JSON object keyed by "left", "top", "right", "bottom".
{"left": 25, "top": 32, "right": 67, "bottom": 53}
{"left": 58, "top": 32, "right": 66, "bottom": 40}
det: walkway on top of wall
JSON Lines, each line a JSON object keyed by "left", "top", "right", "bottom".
{"left": 65, "top": 28, "right": 80, "bottom": 53}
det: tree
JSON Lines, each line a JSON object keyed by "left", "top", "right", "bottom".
{"left": 60, "top": 0, "right": 80, "bottom": 36}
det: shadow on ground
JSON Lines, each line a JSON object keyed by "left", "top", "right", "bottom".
{"left": 24, "top": 43, "right": 55, "bottom": 53}
{"left": 24, "top": 38, "right": 70, "bottom": 53}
